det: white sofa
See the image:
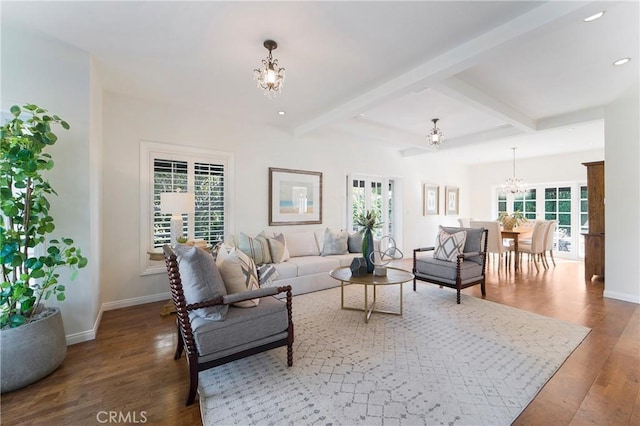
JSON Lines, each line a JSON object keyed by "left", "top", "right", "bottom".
{"left": 233, "top": 229, "right": 364, "bottom": 296}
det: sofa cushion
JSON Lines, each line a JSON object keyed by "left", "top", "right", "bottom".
{"left": 415, "top": 256, "right": 483, "bottom": 284}
{"left": 321, "top": 228, "right": 349, "bottom": 256}
{"left": 174, "top": 244, "right": 228, "bottom": 321}
{"left": 271, "top": 261, "right": 298, "bottom": 280}
{"left": 441, "top": 226, "right": 485, "bottom": 265}
{"left": 285, "top": 231, "right": 320, "bottom": 257}
{"left": 286, "top": 256, "right": 340, "bottom": 275}
{"left": 267, "top": 232, "right": 290, "bottom": 263}
{"left": 190, "top": 296, "right": 288, "bottom": 358}
{"left": 328, "top": 253, "right": 364, "bottom": 267}
{"left": 237, "top": 232, "right": 272, "bottom": 265}
{"left": 434, "top": 227, "right": 467, "bottom": 262}
{"left": 215, "top": 245, "right": 260, "bottom": 308}
{"left": 348, "top": 232, "right": 363, "bottom": 253}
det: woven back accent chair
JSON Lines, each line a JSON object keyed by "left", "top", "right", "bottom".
{"left": 413, "top": 227, "right": 489, "bottom": 304}
{"left": 163, "top": 245, "right": 294, "bottom": 406}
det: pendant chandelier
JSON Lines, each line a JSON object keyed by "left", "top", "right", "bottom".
{"left": 253, "top": 40, "right": 285, "bottom": 99}
{"left": 502, "top": 147, "right": 527, "bottom": 194}
{"left": 427, "top": 118, "right": 443, "bottom": 148}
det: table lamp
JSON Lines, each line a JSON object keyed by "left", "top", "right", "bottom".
{"left": 160, "top": 191, "right": 195, "bottom": 246}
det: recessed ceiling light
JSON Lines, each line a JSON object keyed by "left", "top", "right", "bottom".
{"left": 277, "top": 110, "right": 286, "bottom": 116}
{"left": 613, "top": 58, "right": 631, "bottom": 66}
{"left": 584, "top": 11, "right": 605, "bottom": 22}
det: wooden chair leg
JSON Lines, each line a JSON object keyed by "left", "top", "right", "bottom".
{"left": 174, "top": 323, "right": 184, "bottom": 360}
{"left": 413, "top": 278, "right": 417, "bottom": 291}
{"left": 549, "top": 250, "right": 556, "bottom": 266}
{"left": 185, "top": 355, "right": 198, "bottom": 406}
{"left": 456, "top": 289, "right": 461, "bottom": 304}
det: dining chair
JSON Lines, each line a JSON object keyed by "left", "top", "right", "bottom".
{"left": 457, "top": 218, "right": 472, "bottom": 228}
{"left": 470, "top": 221, "right": 509, "bottom": 271}
{"left": 543, "top": 220, "right": 558, "bottom": 267}
{"left": 518, "top": 221, "right": 550, "bottom": 272}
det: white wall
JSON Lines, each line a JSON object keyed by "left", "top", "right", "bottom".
{"left": 468, "top": 148, "right": 605, "bottom": 221}
{"left": 1, "top": 25, "right": 100, "bottom": 339}
{"left": 604, "top": 84, "right": 640, "bottom": 303}
{"left": 401, "top": 155, "right": 471, "bottom": 252}
{"left": 101, "top": 92, "right": 468, "bottom": 307}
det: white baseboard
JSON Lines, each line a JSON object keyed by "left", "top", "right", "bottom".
{"left": 603, "top": 289, "right": 640, "bottom": 304}
{"left": 100, "top": 292, "right": 171, "bottom": 311}
{"left": 66, "top": 292, "right": 171, "bottom": 345}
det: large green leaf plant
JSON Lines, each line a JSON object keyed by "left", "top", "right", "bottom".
{"left": 1, "top": 104, "right": 88, "bottom": 329}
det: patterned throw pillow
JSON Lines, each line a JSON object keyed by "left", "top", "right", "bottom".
{"left": 174, "top": 244, "right": 228, "bottom": 320}
{"left": 215, "top": 245, "right": 260, "bottom": 307}
{"left": 237, "top": 232, "right": 272, "bottom": 265}
{"left": 321, "top": 228, "right": 349, "bottom": 256}
{"left": 267, "top": 233, "right": 290, "bottom": 263}
{"left": 433, "top": 227, "right": 467, "bottom": 262}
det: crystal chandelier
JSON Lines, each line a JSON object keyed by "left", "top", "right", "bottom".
{"left": 502, "top": 147, "right": 527, "bottom": 194}
{"left": 427, "top": 118, "right": 443, "bottom": 148}
{"left": 253, "top": 40, "right": 285, "bottom": 99}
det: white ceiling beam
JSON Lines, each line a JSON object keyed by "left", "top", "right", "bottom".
{"left": 537, "top": 106, "right": 604, "bottom": 130}
{"left": 294, "top": 1, "right": 590, "bottom": 137}
{"left": 330, "top": 118, "right": 423, "bottom": 148}
{"left": 434, "top": 76, "right": 537, "bottom": 132}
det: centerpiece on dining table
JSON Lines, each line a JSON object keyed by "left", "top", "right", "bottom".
{"left": 498, "top": 210, "right": 526, "bottom": 231}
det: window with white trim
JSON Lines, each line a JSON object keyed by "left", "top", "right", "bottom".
{"left": 140, "top": 141, "right": 233, "bottom": 274}
{"left": 347, "top": 175, "right": 396, "bottom": 239}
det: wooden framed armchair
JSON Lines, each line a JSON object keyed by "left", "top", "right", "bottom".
{"left": 163, "top": 245, "right": 294, "bottom": 406}
{"left": 413, "top": 227, "right": 488, "bottom": 304}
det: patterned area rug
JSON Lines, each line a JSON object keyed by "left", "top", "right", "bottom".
{"left": 199, "top": 284, "right": 590, "bottom": 425}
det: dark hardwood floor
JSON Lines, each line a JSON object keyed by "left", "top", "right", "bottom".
{"left": 1, "top": 258, "right": 638, "bottom": 425}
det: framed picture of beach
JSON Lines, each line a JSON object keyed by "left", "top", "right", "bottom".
{"left": 269, "top": 167, "right": 323, "bottom": 225}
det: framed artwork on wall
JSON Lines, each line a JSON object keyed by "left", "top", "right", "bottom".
{"left": 445, "top": 186, "right": 459, "bottom": 215}
{"left": 269, "top": 167, "right": 323, "bottom": 225}
{"left": 423, "top": 184, "right": 439, "bottom": 215}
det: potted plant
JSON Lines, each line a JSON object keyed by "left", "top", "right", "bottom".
{"left": 354, "top": 210, "right": 382, "bottom": 273}
{"left": 1, "top": 104, "right": 88, "bottom": 393}
{"left": 498, "top": 210, "right": 527, "bottom": 231}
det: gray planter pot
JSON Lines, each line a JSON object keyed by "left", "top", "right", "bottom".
{"left": 1, "top": 307, "right": 67, "bottom": 393}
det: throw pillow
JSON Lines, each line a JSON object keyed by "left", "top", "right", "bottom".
{"left": 321, "top": 228, "right": 349, "bottom": 256}
{"left": 347, "top": 232, "right": 363, "bottom": 253}
{"left": 215, "top": 245, "right": 260, "bottom": 308}
{"left": 433, "top": 227, "right": 467, "bottom": 262}
{"left": 257, "top": 264, "right": 279, "bottom": 287}
{"left": 237, "top": 232, "right": 272, "bottom": 265}
{"left": 267, "top": 232, "right": 290, "bottom": 263}
{"left": 285, "top": 231, "right": 320, "bottom": 257}
{"left": 173, "top": 244, "right": 228, "bottom": 321}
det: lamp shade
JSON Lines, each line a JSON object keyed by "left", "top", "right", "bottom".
{"left": 160, "top": 192, "right": 195, "bottom": 215}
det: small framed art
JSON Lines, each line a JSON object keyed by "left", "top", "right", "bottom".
{"left": 423, "top": 184, "right": 439, "bottom": 215}
{"left": 445, "top": 186, "right": 459, "bottom": 215}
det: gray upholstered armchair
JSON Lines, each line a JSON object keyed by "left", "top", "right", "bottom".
{"left": 412, "top": 226, "right": 488, "bottom": 304}
{"left": 163, "top": 245, "right": 294, "bottom": 406}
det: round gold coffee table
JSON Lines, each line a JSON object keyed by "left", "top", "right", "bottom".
{"left": 329, "top": 266, "right": 414, "bottom": 323}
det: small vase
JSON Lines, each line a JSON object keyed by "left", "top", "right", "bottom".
{"left": 362, "top": 228, "right": 375, "bottom": 273}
